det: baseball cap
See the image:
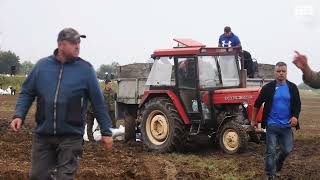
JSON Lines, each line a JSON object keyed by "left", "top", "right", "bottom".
{"left": 57, "top": 28, "right": 86, "bottom": 42}
{"left": 224, "top": 26, "right": 231, "bottom": 33}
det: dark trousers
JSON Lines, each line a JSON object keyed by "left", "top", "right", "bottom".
{"left": 265, "top": 125, "right": 293, "bottom": 176}
{"left": 86, "top": 112, "right": 95, "bottom": 141}
{"left": 29, "top": 133, "right": 83, "bottom": 180}
{"left": 110, "top": 111, "right": 116, "bottom": 128}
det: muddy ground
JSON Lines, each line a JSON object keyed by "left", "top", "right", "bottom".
{"left": 0, "top": 95, "right": 319, "bottom": 180}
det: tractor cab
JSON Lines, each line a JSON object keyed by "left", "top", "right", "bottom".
{"left": 148, "top": 38, "right": 244, "bottom": 89}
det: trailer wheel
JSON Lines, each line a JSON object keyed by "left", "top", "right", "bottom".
{"left": 140, "top": 97, "right": 187, "bottom": 152}
{"left": 124, "top": 113, "right": 136, "bottom": 142}
{"left": 219, "top": 122, "right": 248, "bottom": 154}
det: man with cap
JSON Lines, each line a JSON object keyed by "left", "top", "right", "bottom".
{"left": 218, "top": 26, "right": 241, "bottom": 48}
{"left": 10, "top": 27, "right": 113, "bottom": 179}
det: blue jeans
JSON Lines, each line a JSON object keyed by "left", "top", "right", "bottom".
{"left": 265, "top": 125, "right": 293, "bottom": 176}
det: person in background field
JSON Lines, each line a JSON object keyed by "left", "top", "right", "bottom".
{"left": 251, "top": 62, "right": 301, "bottom": 180}
{"left": 103, "top": 78, "right": 117, "bottom": 128}
{"left": 218, "top": 26, "right": 241, "bottom": 48}
{"left": 293, "top": 51, "right": 320, "bottom": 89}
{"left": 10, "top": 27, "right": 113, "bottom": 179}
{"left": 86, "top": 78, "right": 117, "bottom": 141}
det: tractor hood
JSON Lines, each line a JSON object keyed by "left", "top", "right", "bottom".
{"left": 212, "top": 87, "right": 261, "bottom": 104}
{"left": 214, "top": 87, "right": 260, "bottom": 94}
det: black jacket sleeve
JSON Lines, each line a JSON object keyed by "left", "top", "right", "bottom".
{"left": 291, "top": 84, "right": 301, "bottom": 119}
{"left": 254, "top": 85, "right": 266, "bottom": 109}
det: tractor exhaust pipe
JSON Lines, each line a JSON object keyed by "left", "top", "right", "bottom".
{"left": 240, "top": 69, "right": 247, "bottom": 88}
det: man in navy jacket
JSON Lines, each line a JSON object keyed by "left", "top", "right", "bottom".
{"left": 10, "top": 28, "right": 113, "bottom": 179}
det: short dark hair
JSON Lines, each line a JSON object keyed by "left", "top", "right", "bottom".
{"left": 224, "top": 26, "right": 231, "bottom": 33}
{"left": 275, "top": 61, "right": 287, "bottom": 67}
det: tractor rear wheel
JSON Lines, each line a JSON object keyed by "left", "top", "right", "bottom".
{"left": 140, "top": 97, "right": 187, "bottom": 152}
{"left": 219, "top": 122, "right": 248, "bottom": 154}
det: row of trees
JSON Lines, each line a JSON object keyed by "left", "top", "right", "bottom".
{"left": 0, "top": 50, "right": 119, "bottom": 78}
{"left": 0, "top": 50, "right": 34, "bottom": 75}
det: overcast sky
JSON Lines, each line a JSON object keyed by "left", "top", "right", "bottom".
{"left": 0, "top": 0, "right": 319, "bottom": 84}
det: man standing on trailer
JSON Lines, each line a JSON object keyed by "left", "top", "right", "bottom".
{"left": 218, "top": 26, "right": 241, "bottom": 48}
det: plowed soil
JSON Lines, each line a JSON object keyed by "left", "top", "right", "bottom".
{"left": 0, "top": 95, "right": 319, "bottom": 179}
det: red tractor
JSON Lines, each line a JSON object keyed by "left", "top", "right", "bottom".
{"left": 116, "top": 39, "right": 264, "bottom": 154}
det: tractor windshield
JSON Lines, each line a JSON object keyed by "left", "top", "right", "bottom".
{"left": 146, "top": 57, "right": 175, "bottom": 86}
{"left": 198, "top": 55, "right": 240, "bottom": 88}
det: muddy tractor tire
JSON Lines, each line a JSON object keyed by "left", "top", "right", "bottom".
{"left": 219, "top": 122, "right": 248, "bottom": 154}
{"left": 248, "top": 131, "right": 260, "bottom": 144}
{"left": 124, "top": 113, "right": 136, "bottom": 142}
{"left": 140, "top": 97, "right": 188, "bottom": 152}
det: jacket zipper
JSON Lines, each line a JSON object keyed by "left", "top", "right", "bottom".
{"left": 53, "top": 64, "right": 64, "bottom": 135}
{"left": 81, "top": 97, "right": 84, "bottom": 110}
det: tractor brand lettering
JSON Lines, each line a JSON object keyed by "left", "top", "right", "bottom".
{"left": 224, "top": 95, "right": 253, "bottom": 100}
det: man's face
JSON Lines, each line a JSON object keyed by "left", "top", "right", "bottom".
{"left": 274, "top": 65, "right": 287, "bottom": 82}
{"left": 224, "top": 31, "right": 232, "bottom": 37}
{"left": 105, "top": 82, "right": 112, "bottom": 90}
{"left": 59, "top": 40, "right": 80, "bottom": 59}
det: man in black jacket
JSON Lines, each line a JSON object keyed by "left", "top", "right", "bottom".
{"left": 251, "top": 62, "right": 301, "bottom": 179}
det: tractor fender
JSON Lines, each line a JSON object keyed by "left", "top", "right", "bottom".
{"left": 216, "top": 112, "right": 254, "bottom": 134}
{"left": 216, "top": 115, "right": 235, "bottom": 134}
{"left": 139, "top": 90, "right": 190, "bottom": 124}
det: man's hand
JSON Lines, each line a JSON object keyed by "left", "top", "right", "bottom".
{"left": 101, "top": 136, "right": 113, "bottom": 150}
{"left": 10, "top": 118, "right": 23, "bottom": 132}
{"left": 251, "top": 120, "right": 257, "bottom": 128}
{"left": 289, "top": 117, "right": 298, "bottom": 127}
{"left": 293, "top": 51, "right": 308, "bottom": 71}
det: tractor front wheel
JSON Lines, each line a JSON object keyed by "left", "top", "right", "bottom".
{"left": 219, "top": 122, "right": 248, "bottom": 154}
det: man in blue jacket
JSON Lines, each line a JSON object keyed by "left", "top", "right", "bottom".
{"left": 251, "top": 62, "right": 301, "bottom": 180}
{"left": 218, "top": 26, "right": 241, "bottom": 47}
{"left": 10, "top": 28, "right": 113, "bottom": 179}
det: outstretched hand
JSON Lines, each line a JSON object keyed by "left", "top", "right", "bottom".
{"left": 293, "top": 51, "right": 308, "bottom": 71}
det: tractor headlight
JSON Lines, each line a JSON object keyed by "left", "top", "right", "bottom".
{"left": 242, "top": 102, "right": 248, "bottom": 108}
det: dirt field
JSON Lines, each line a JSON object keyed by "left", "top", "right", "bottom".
{"left": 0, "top": 95, "right": 319, "bottom": 180}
